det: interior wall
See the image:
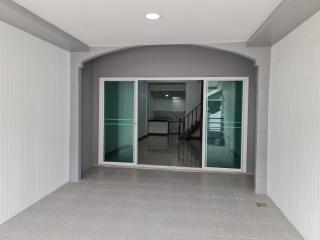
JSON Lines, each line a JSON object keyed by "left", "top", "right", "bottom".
{"left": 80, "top": 61, "right": 93, "bottom": 173}
{"left": 151, "top": 97, "right": 186, "bottom": 112}
{"left": 268, "top": 11, "right": 320, "bottom": 240}
{"left": 0, "top": 21, "right": 70, "bottom": 224}
{"left": 148, "top": 81, "right": 186, "bottom": 119}
{"left": 185, "top": 81, "right": 202, "bottom": 114}
{"left": 80, "top": 45, "right": 257, "bottom": 173}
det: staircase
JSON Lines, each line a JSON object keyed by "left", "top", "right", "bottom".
{"left": 178, "top": 103, "right": 202, "bottom": 140}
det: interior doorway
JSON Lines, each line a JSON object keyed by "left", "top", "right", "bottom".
{"left": 98, "top": 77, "right": 248, "bottom": 173}
{"left": 137, "top": 81, "right": 202, "bottom": 168}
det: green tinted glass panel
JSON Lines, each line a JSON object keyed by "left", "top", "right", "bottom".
{"left": 206, "top": 81, "right": 243, "bottom": 169}
{"left": 104, "top": 81, "right": 134, "bottom": 163}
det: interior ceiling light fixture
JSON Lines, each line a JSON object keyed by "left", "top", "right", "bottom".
{"left": 145, "top": 13, "right": 161, "bottom": 20}
{"left": 165, "top": 94, "right": 169, "bottom": 97}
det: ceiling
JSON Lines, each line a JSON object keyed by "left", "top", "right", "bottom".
{"left": 13, "top": 0, "right": 282, "bottom": 47}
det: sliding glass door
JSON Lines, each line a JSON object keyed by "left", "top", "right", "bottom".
{"left": 204, "top": 80, "right": 246, "bottom": 170}
{"left": 103, "top": 81, "right": 136, "bottom": 163}
{"left": 99, "top": 78, "right": 247, "bottom": 172}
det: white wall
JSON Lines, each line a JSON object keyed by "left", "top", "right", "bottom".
{"left": 152, "top": 98, "right": 186, "bottom": 112}
{"left": 0, "top": 21, "right": 70, "bottom": 224}
{"left": 268, "top": 11, "right": 320, "bottom": 240}
{"left": 148, "top": 83, "right": 186, "bottom": 119}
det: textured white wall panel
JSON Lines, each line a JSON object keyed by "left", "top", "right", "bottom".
{"left": 268, "top": 11, "right": 320, "bottom": 240}
{"left": 0, "top": 21, "right": 70, "bottom": 224}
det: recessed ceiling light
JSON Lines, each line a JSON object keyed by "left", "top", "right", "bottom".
{"left": 145, "top": 13, "right": 161, "bottom": 20}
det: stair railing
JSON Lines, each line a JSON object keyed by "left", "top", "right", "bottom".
{"left": 178, "top": 103, "right": 202, "bottom": 139}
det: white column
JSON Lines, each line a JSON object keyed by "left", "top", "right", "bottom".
{"left": 255, "top": 65, "right": 270, "bottom": 194}
{"left": 69, "top": 61, "right": 81, "bottom": 181}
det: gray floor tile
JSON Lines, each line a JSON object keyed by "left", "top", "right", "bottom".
{"left": 248, "top": 223, "right": 293, "bottom": 240}
{"left": 243, "top": 207, "right": 282, "bottom": 224}
{"left": 219, "top": 221, "right": 256, "bottom": 239}
{"left": 239, "top": 198, "right": 277, "bottom": 209}
{"left": 99, "top": 211, "right": 132, "bottom": 227}
{"left": 150, "top": 231, "right": 190, "bottom": 240}
{"left": 214, "top": 198, "right": 241, "bottom": 209}
{"left": 71, "top": 209, "right": 106, "bottom": 226}
{"left": 190, "top": 196, "right": 215, "bottom": 208}
{"left": 0, "top": 166, "right": 303, "bottom": 240}
{"left": 189, "top": 235, "right": 224, "bottom": 240}
{"left": 123, "top": 229, "right": 157, "bottom": 240}
{"left": 161, "top": 195, "right": 189, "bottom": 206}
{"left": 0, "top": 235, "right": 39, "bottom": 240}
{"left": 89, "top": 225, "right": 125, "bottom": 240}
{"left": 190, "top": 206, "right": 219, "bottom": 220}
{"left": 127, "top": 214, "right": 162, "bottom": 231}
{"left": 15, "top": 205, "right": 55, "bottom": 220}
{"left": 159, "top": 217, "right": 189, "bottom": 233}
{"left": 160, "top": 204, "right": 189, "bottom": 218}
{"left": 22, "top": 220, "right": 63, "bottom": 240}
{"left": 223, "top": 238, "right": 253, "bottom": 240}
{"left": 189, "top": 187, "right": 213, "bottom": 197}
{"left": 56, "top": 223, "right": 96, "bottom": 240}
{"left": 0, "top": 217, "right": 34, "bottom": 237}
{"left": 43, "top": 207, "right": 80, "bottom": 223}
{"left": 217, "top": 208, "right": 247, "bottom": 222}
{"left": 233, "top": 189, "right": 267, "bottom": 201}
{"left": 34, "top": 195, "right": 69, "bottom": 208}
{"left": 211, "top": 190, "right": 236, "bottom": 199}
{"left": 220, "top": 221, "right": 293, "bottom": 240}
{"left": 189, "top": 219, "right": 221, "bottom": 236}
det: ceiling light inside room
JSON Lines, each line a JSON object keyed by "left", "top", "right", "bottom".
{"left": 145, "top": 13, "right": 161, "bottom": 20}
{"left": 165, "top": 94, "right": 169, "bottom": 97}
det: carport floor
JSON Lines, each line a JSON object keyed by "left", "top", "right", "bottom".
{"left": 0, "top": 166, "right": 303, "bottom": 240}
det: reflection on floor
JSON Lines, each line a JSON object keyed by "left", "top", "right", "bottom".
{"left": 0, "top": 167, "right": 303, "bottom": 240}
{"left": 138, "top": 135, "right": 201, "bottom": 168}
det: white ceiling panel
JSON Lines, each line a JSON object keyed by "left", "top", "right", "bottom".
{"left": 13, "top": 0, "right": 282, "bottom": 46}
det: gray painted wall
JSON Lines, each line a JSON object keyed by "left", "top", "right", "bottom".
{"left": 138, "top": 81, "right": 148, "bottom": 138}
{"left": 80, "top": 45, "right": 257, "bottom": 174}
{"left": 80, "top": 61, "right": 93, "bottom": 173}
{"left": 185, "top": 81, "right": 202, "bottom": 115}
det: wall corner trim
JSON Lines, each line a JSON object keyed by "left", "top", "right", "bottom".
{"left": 0, "top": 0, "right": 89, "bottom": 52}
{"left": 247, "top": 0, "right": 320, "bottom": 47}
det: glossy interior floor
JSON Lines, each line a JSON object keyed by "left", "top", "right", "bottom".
{"left": 0, "top": 167, "right": 304, "bottom": 240}
{"left": 138, "top": 135, "right": 202, "bottom": 167}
